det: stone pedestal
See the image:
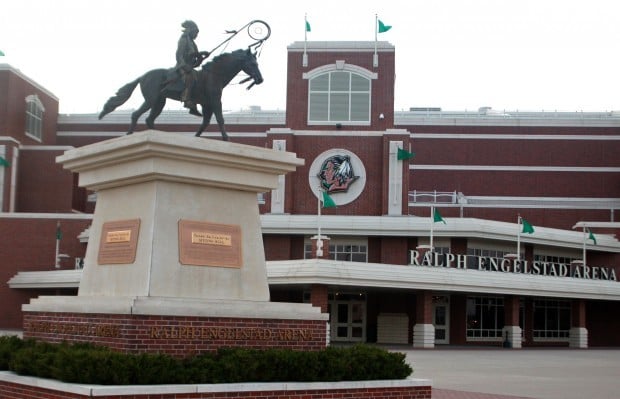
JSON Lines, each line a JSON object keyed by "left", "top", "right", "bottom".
{"left": 22, "top": 131, "right": 328, "bottom": 354}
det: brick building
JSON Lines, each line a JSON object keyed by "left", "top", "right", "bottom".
{"left": 2, "top": 41, "right": 620, "bottom": 347}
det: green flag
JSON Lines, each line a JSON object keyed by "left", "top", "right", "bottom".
{"left": 305, "top": 20, "right": 311, "bottom": 32}
{"left": 433, "top": 208, "right": 446, "bottom": 224}
{"left": 0, "top": 156, "right": 9, "bottom": 167}
{"left": 521, "top": 218, "right": 535, "bottom": 234}
{"left": 56, "top": 223, "right": 62, "bottom": 240}
{"left": 588, "top": 229, "right": 597, "bottom": 245}
{"left": 322, "top": 191, "right": 336, "bottom": 208}
{"left": 0, "top": 50, "right": 5, "bottom": 56}
{"left": 397, "top": 147, "right": 414, "bottom": 160}
{"left": 378, "top": 19, "right": 392, "bottom": 33}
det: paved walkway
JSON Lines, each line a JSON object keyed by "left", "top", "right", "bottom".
{"left": 396, "top": 347, "right": 620, "bottom": 399}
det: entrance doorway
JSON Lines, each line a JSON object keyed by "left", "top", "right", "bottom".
{"left": 329, "top": 293, "right": 366, "bottom": 342}
{"left": 432, "top": 295, "right": 450, "bottom": 344}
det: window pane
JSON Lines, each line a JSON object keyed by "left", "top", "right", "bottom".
{"left": 350, "top": 93, "right": 369, "bottom": 121}
{"left": 330, "top": 72, "right": 350, "bottom": 91}
{"left": 337, "top": 304, "right": 348, "bottom": 323}
{"left": 330, "top": 93, "right": 349, "bottom": 121}
{"left": 351, "top": 74, "right": 369, "bottom": 91}
{"left": 309, "top": 93, "right": 328, "bottom": 120}
{"left": 310, "top": 74, "right": 329, "bottom": 91}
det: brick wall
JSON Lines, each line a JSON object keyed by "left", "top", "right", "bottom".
{"left": 23, "top": 312, "right": 327, "bottom": 357}
{"left": 0, "top": 218, "right": 90, "bottom": 329}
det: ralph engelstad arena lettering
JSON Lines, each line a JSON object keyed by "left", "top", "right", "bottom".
{"left": 409, "top": 250, "right": 617, "bottom": 281}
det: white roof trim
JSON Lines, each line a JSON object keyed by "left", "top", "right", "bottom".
{"left": 9, "top": 260, "right": 619, "bottom": 300}
{"left": 260, "top": 215, "right": 620, "bottom": 252}
{"left": 268, "top": 259, "right": 620, "bottom": 301}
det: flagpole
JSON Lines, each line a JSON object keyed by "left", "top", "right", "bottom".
{"left": 582, "top": 226, "right": 587, "bottom": 266}
{"left": 517, "top": 215, "right": 522, "bottom": 262}
{"left": 373, "top": 14, "right": 379, "bottom": 67}
{"left": 317, "top": 187, "right": 323, "bottom": 257}
{"left": 429, "top": 206, "right": 434, "bottom": 251}
{"left": 54, "top": 221, "right": 61, "bottom": 269}
{"left": 303, "top": 14, "right": 309, "bottom": 67}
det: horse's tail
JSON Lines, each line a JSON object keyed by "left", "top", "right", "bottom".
{"left": 98, "top": 77, "right": 141, "bottom": 120}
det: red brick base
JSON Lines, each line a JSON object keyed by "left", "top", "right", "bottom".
{"left": 0, "top": 374, "right": 432, "bottom": 399}
{"left": 23, "top": 311, "right": 327, "bottom": 357}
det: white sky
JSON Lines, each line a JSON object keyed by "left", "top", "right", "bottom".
{"left": 1, "top": 0, "right": 619, "bottom": 114}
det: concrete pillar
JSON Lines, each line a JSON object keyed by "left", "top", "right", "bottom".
{"left": 503, "top": 295, "right": 522, "bottom": 348}
{"left": 570, "top": 299, "right": 588, "bottom": 348}
{"left": 413, "top": 291, "right": 434, "bottom": 348}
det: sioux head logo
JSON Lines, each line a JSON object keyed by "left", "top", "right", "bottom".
{"left": 317, "top": 154, "right": 359, "bottom": 193}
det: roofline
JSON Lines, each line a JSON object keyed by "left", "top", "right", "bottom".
{"left": 57, "top": 108, "right": 620, "bottom": 128}
{"left": 0, "top": 64, "right": 59, "bottom": 101}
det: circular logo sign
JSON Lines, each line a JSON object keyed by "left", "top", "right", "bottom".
{"left": 308, "top": 149, "right": 366, "bottom": 206}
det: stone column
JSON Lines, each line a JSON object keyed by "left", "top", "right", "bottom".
{"left": 502, "top": 295, "right": 522, "bottom": 348}
{"left": 570, "top": 299, "right": 588, "bottom": 348}
{"left": 413, "top": 290, "right": 434, "bottom": 348}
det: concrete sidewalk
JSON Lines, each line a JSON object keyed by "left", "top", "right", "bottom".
{"left": 398, "top": 348, "right": 620, "bottom": 399}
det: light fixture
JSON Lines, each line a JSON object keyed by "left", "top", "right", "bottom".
{"left": 379, "top": 113, "right": 385, "bottom": 120}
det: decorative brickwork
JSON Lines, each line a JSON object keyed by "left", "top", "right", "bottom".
{"left": 23, "top": 312, "right": 327, "bottom": 357}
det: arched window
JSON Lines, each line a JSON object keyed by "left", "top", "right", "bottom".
{"left": 25, "top": 95, "right": 44, "bottom": 141}
{"left": 304, "top": 63, "right": 376, "bottom": 125}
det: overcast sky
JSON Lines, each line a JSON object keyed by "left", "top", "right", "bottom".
{"left": 1, "top": 0, "right": 618, "bottom": 114}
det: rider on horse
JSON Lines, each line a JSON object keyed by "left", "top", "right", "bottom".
{"left": 176, "top": 20, "right": 209, "bottom": 116}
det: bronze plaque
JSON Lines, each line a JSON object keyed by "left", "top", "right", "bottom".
{"left": 178, "top": 220, "right": 242, "bottom": 268}
{"left": 97, "top": 219, "right": 141, "bottom": 265}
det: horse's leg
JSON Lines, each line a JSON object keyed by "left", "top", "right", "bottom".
{"left": 212, "top": 102, "right": 229, "bottom": 141}
{"left": 146, "top": 97, "right": 166, "bottom": 130}
{"left": 128, "top": 102, "right": 152, "bottom": 134}
{"left": 195, "top": 106, "right": 213, "bottom": 137}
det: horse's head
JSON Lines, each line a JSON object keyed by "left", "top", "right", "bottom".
{"left": 240, "top": 48, "right": 263, "bottom": 88}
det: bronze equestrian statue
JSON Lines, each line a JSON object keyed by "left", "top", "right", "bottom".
{"left": 98, "top": 20, "right": 270, "bottom": 141}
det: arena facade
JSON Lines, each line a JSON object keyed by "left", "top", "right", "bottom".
{"left": 1, "top": 40, "right": 619, "bottom": 347}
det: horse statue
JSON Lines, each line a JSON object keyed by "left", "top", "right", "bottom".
{"left": 98, "top": 48, "right": 263, "bottom": 140}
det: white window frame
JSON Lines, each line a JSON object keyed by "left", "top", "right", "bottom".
{"left": 303, "top": 62, "right": 377, "bottom": 126}
{"left": 532, "top": 299, "right": 571, "bottom": 341}
{"left": 304, "top": 236, "right": 368, "bottom": 262}
{"left": 25, "top": 95, "right": 44, "bottom": 142}
{"left": 466, "top": 295, "right": 505, "bottom": 341}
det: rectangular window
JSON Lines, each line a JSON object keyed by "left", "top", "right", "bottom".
{"left": 466, "top": 296, "right": 505, "bottom": 340}
{"left": 304, "top": 238, "right": 368, "bottom": 262}
{"left": 533, "top": 299, "right": 570, "bottom": 340}
{"left": 466, "top": 247, "right": 517, "bottom": 269}
{"left": 25, "top": 95, "right": 44, "bottom": 141}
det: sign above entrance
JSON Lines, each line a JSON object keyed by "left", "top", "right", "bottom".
{"left": 409, "top": 250, "right": 618, "bottom": 282}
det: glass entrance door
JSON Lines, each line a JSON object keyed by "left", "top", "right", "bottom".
{"left": 432, "top": 295, "right": 450, "bottom": 344}
{"left": 330, "top": 294, "right": 366, "bottom": 342}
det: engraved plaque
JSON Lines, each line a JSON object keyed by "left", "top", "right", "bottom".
{"left": 98, "top": 219, "right": 141, "bottom": 265}
{"left": 179, "top": 220, "right": 242, "bottom": 268}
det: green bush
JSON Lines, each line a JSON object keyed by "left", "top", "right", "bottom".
{"left": 0, "top": 338, "right": 412, "bottom": 385}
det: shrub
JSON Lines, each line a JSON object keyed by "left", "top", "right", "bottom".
{"left": 0, "top": 337, "right": 413, "bottom": 385}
